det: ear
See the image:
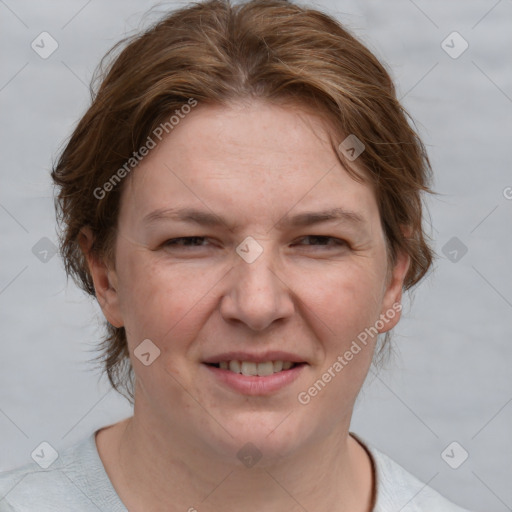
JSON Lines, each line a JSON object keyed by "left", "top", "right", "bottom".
{"left": 78, "top": 227, "right": 124, "bottom": 328}
{"left": 377, "top": 246, "right": 410, "bottom": 334}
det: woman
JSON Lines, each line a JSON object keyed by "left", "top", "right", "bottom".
{"left": 0, "top": 0, "right": 472, "bottom": 510}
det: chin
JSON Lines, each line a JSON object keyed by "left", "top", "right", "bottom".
{"left": 204, "top": 412, "right": 314, "bottom": 465}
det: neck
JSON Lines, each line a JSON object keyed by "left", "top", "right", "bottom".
{"left": 97, "top": 409, "right": 374, "bottom": 512}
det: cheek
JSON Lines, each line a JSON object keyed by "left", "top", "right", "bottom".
{"left": 298, "top": 269, "right": 383, "bottom": 421}
{"left": 302, "top": 260, "right": 386, "bottom": 339}
{"left": 116, "top": 252, "right": 223, "bottom": 346}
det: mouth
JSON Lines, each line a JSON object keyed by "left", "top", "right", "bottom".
{"left": 204, "top": 360, "right": 306, "bottom": 376}
{"left": 202, "top": 359, "right": 307, "bottom": 395}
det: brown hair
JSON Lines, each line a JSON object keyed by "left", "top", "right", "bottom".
{"left": 51, "top": 0, "right": 434, "bottom": 401}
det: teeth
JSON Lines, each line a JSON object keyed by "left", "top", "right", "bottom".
{"left": 255, "top": 361, "right": 274, "bottom": 376}
{"left": 218, "top": 360, "right": 297, "bottom": 375}
{"left": 241, "top": 361, "right": 258, "bottom": 376}
{"left": 229, "top": 360, "right": 241, "bottom": 373}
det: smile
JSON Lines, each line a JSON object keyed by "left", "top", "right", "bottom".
{"left": 206, "top": 360, "right": 303, "bottom": 376}
{"left": 202, "top": 360, "right": 307, "bottom": 395}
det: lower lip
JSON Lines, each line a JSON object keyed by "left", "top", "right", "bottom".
{"left": 202, "top": 363, "right": 307, "bottom": 395}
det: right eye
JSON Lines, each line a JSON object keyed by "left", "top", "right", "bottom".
{"left": 163, "top": 237, "right": 211, "bottom": 247}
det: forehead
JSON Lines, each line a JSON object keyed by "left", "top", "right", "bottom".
{"left": 120, "top": 100, "right": 379, "bottom": 229}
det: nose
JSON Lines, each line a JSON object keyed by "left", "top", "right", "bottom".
{"left": 219, "top": 244, "right": 295, "bottom": 332}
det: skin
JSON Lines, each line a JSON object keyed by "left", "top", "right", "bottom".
{"left": 80, "top": 98, "right": 410, "bottom": 512}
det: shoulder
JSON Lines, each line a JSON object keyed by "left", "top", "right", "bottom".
{"left": 351, "top": 434, "right": 472, "bottom": 512}
{"left": 0, "top": 433, "right": 126, "bottom": 512}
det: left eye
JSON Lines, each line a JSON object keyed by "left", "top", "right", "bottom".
{"left": 294, "top": 235, "right": 347, "bottom": 248}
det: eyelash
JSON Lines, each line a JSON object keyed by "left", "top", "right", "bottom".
{"left": 163, "top": 236, "right": 348, "bottom": 249}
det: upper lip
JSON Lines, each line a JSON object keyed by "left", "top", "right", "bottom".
{"left": 202, "top": 351, "right": 308, "bottom": 364}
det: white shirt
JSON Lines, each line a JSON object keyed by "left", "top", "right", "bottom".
{"left": 0, "top": 431, "right": 471, "bottom": 511}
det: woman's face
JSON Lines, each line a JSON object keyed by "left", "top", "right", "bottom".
{"left": 95, "top": 99, "right": 408, "bottom": 462}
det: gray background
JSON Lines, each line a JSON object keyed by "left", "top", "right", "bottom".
{"left": 1, "top": 1, "right": 511, "bottom": 511}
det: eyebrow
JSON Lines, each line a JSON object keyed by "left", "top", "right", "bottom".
{"left": 142, "top": 206, "right": 366, "bottom": 231}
